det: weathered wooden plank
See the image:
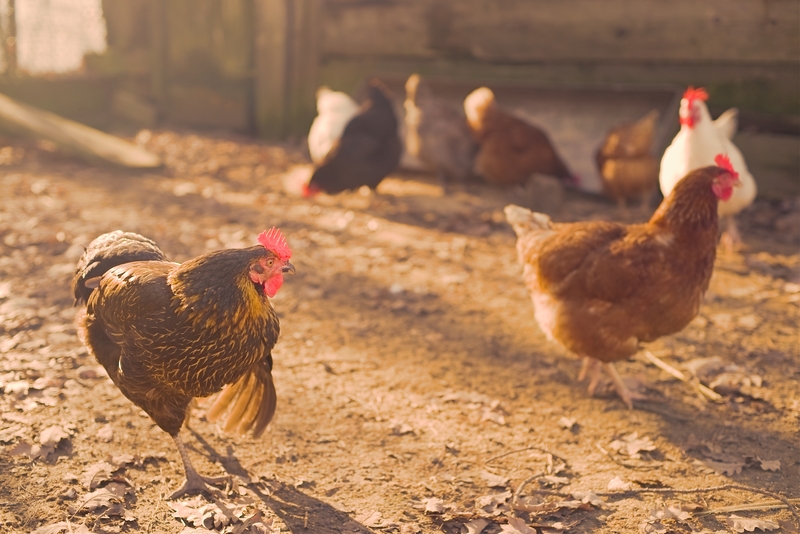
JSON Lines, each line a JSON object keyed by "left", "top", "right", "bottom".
{"left": 165, "top": 0, "right": 253, "bottom": 81}
{"left": 254, "top": 0, "right": 321, "bottom": 138}
{"left": 166, "top": 83, "right": 250, "bottom": 130}
{"left": 254, "top": 0, "right": 290, "bottom": 138}
{"left": 320, "top": 57, "right": 800, "bottom": 116}
{"left": 323, "top": 0, "right": 799, "bottom": 63}
{"left": 286, "top": 0, "right": 323, "bottom": 136}
{"left": 0, "top": 92, "right": 161, "bottom": 168}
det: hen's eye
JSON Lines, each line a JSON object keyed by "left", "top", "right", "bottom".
{"left": 267, "top": 259, "right": 274, "bottom": 267}
{"left": 252, "top": 263, "right": 265, "bottom": 274}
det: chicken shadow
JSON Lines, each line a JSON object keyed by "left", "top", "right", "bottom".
{"left": 184, "top": 430, "right": 375, "bottom": 533}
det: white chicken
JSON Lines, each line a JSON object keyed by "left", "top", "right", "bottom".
{"left": 308, "top": 87, "right": 359, "bottom": 164}
{"left": 660, "top": 87, "right": 756, "bottom": 250}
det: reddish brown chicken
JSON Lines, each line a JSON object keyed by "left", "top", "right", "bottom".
{"left": 595, "top": 110, "right": 660, "bottom": 213}
{"left": 73, "top": 229, "right": 294, "bottom": 499}
{"left": 505, "top": 156, "right": 739, "bottom": 408}
{"left": 464, "top": 87, "right": 575, "bottom": 187}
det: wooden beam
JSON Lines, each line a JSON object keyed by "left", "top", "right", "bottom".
{"left": 322, "top": 0, "right": 799, "bottom": 63}
{"left": 0, "top": 92, "right": 162, "bottom": 168}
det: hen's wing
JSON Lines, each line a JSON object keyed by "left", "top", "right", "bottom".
{"left": 90, "top": 260, "right": 262, "bottom": 399}
{"left": 537, "top": 223, "right": 681, "bottom": 305}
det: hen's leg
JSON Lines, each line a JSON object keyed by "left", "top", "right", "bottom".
{"left": 720, "top": 215, "right": 742, "bottom": 254}
{"left": 603, "top": 362, "right": 650, "bottom": 410}
{"left": 168, "top": 433, "right": 229, "bottom": 500}
{"left": 616, "top": 198, "right": 630, "bottom": 220}
{"left": 586, "top": 362, "right": 604, "bottom": 397}
{"left": 577, "top": 356, "right": 593, "bottom": 382}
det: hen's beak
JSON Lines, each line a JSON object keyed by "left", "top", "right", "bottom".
{"left": 282, "top": 262, "right": 296, "bottom": 275}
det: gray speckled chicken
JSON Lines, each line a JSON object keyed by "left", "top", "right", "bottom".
{"left": 404, "top": 74, "right": 476, "bottom": 185}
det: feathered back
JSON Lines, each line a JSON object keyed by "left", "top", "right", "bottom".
{"left": 72, "top": 231, "right": 168, "bottom": 305}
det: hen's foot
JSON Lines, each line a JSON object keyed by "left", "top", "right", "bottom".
{"left": 168, "top": 432, "right": 230, "bottom": 500}
{"left": 603, "top": 362, "right": 649, "bottom": 409}
{"left": 168, "top": 472, "right": 229, "bottom": 500}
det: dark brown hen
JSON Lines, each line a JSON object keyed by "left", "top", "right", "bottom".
{"left": 74, "top": 228, "right": 294, "bottom": 499}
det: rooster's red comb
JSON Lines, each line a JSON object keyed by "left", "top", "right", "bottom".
{"left": 714, "top": 154, "right": 738, "bottom": 179}
{"left": 683, "top": 86, "right": 709, "bottom": 104}
{"left": 257, "top": 227, "right": 291, "bottom": 261}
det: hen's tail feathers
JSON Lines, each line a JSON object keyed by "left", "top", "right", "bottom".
{"left": 713, "top": 108, "right": 739, "bottom": 141}
{"left": 206, "top": 356, "right": 277, "bottom": 438}
{"left": 72, "top": 231, "right": 167, "bottom": 305}
{"left": 504, "top": 204, "right": 553, "bottom": 237}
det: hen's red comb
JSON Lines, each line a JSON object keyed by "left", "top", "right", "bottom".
{"left": 257, "top": 227, "right": 291, "bottom": 261}
{"left": 714, "top": 154, "right": 738, "bottom": 179}
{"left": 683, "top": 86, "right": 709, "bottom": 104}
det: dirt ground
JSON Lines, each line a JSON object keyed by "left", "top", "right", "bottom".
{"left": 0, "top": 130, "right": 798, "bottom": 534}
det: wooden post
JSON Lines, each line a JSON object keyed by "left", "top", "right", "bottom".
{"left": 253, "top": 0, "right": 321, "bottom": 139}
{"left": 286, "top": 0, "right": 321, "bottom": 138}
{"left": 148, "top": 0, "right": 167, "bottom": 121}
{"left": 5, "top": 0, "right": 17, "bottom": 75}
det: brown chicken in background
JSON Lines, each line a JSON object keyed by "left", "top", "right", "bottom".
{"left": 404, "top": 73, "right": 476, "bottom": 185}
{"left": 505, "top": 156, "right": 739, "bottom": 408}
{"left": 73, "top": 228, "right": 295, "bottom": 499}
{"left": 595, "top": 110, "right": 660, "bottom": 214}
{"left": 464, "top": 87, "right": 576, "bottom": 187}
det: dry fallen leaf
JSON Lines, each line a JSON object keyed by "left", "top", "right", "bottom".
{"left": 476, "top": 491, "right": 512, "bottom": 515}
{"left": 82, "top": 461, "right": 117, "bottom": 489}
{"left": 480, "top": 470, "right": 509, "bottom": 488}
{"left": 31, "top": 521, "right": 92, "bottom": 534}
{"left": 609, "top": 432, "right": 656, "bottom": 459}
{"left": 757, "top": 457, "right": 780, "bottom": 472}
{"left": 649, "top": 505, "right": 690, "bottom": 522}
{"left": 505, "top": 517, "right": 537, "bottom": 534}
{"left": 424, "top": 497, "right": 445, "bottom": 514}
{"left": 558, "top": 417, "right": 577, "bottom": 430}
{"left": 97, "top": 424, "right": 114, "bottom": 442}
{"left": 463, "top": 518, "right": 490, "bottom": 534}
{"left": 571, "top": 490, "right": 604, "bottom": 507}
{"left": 68, "top": 487, "right": 123, "bottom": 514}
{"left": 39, "top": 425, "right": 70, "bottom": 448}
{"left": 701, "top": 458, "right": 745, "bottom": 477}
{"left": 607, "top": 476, "right": 632, "bottom": 491}
{"left": 725, "top": 515, "right": 780, "bottom": 532}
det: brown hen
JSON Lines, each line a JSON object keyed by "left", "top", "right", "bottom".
{"left": 505, "top": 157, "right": 739, "bottom": 408}
{"left": 595, "top": 110, "right": 660, "bottom": 213}
{"left": 73, "top": 229, "right": 294, "bottom": 499}
{"left": 464, "top": 87, "right": 575, "bottom": 187}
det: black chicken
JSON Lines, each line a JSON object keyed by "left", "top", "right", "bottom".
{"left": 304, "top": 79, "right": 402, "bottom": 196}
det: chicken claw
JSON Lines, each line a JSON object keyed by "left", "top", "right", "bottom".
{"left": 579, "top": 358, "right": 648, "bottom": 409}
{"left": 603, "top": 362, "right": 649, "bottom": 410}
{"left": 168, "top": 434, "right": 230, "bottom": 500}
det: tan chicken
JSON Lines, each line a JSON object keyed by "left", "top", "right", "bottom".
{"left": 595, "top": 110, "right": 660, "bottom": 214}
{"left": 505, "top": 156, "right": 740, "bottom": 408}
{"left": 464, "top": 87, "right": 576, "bottom": 188}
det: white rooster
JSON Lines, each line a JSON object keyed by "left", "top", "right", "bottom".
{"left": 660, "top": 87, "right": 756, "bottom": 250}
{"left": 308, "top": 87, "right": 359, "bottom": 165}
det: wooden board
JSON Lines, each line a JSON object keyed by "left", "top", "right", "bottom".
{"left": 0, "top": 92, "right": 162, "bottom": 168}
{"left": 323, "top": 0, "right": 799, "bottom": 63}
